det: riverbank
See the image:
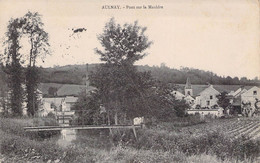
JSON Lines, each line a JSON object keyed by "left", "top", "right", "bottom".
{"left": 0, "top": 118, "right": 259, "bottom": 162}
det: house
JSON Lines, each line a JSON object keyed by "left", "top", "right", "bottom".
{"left": 171, "top": 90, "right": 185, "bottom": 100}
{"left": 194, "top": 85, "right": 220, "bottom": 108}
{"left": 171, "top": 78, "right": 195, "bottom": 105}
{"left": 184, "top": 95, "right": 195, "bottom": 105}
{"left": 64, "top": 96, "right": 78, "bottom": 111}
{"left": 38, "top": 97, "right": 63, "bottom": 117}
{"left": 228, "top": 87, "right": 248, "bottom": 115}
{"left": 39, "top": 96, "right": 78, "bottom": 117}
{"left": 241, "top": 86, "right": 260, "bottom": 116}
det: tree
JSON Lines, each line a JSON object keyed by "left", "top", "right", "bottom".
{"left": 72, "top": 91, "right": 101, "bottom": 125}
{"left": 89, "top": 64, "right": 155, "bottom": 123}
{"left": 89, "top": 18, "right": 153, "bottom": 124}
{"left": 1, "top": 12, "right": 49, "bottom": 117}
{"left": 95, "top": 18, "right": 152, "bottom": 66}
{"left": 0, "top": 64, "right": 9, "bottom": 116}
{"left": 22, "top": 12, "right": 50, "bottom": 116}
{"left": 2, "top": 18, "right": 26, "bottom": 116}
{"left": 217, "top": 91, "right": 231, "bottom": 112}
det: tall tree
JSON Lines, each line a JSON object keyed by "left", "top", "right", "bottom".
{"left": 2, "top": 18, "right": 26, "bottom": 116}
{"left": 22, "top": 12, "right": 50, "bottom": 116}
{"left": 90, "top": 18, "right": 153, "bottom": 124}
{"left": 95, "top": 18, "right": 152, "bottom": 66}
{"left": 0, "top": 64, "right": 9, "bottom": 116}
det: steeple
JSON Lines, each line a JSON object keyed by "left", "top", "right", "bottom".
{"left": 185, "top": 77, "right": 192, "bottom": 89}
{"left": 185, "top": 77, "right": 193, "bottom": 96}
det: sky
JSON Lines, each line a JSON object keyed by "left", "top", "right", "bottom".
{"left": 0, "top": 0, "right": 259, "bottom": 79}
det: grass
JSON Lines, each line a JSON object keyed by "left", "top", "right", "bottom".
{"left": 0, "top": 117, "right": 260, "bottom": 162}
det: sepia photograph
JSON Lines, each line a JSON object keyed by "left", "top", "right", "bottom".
{"left": 0, "top": 0, "right": 259, "bottom": 162}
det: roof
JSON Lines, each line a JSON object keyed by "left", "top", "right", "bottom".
{"left": 241, "top": 86, "right": 260, "bottom": 97}
{"left": 185, "top": 95, "right": 195, "bottom": 100}
{"left": 176, "top": 84, "right": 254, "bottom": 97}
{"left": 198, "top": 85, "right": 220, "bottom": 96}
{"left": 39, "top": 83, "right": 95, "bottom": 97}
{"left": 38, "top": 83, "right": 63, "bottom": 95}
{"left": 57, "top": 84, "right": 85, "bottom": 96}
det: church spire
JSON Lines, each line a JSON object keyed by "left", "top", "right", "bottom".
{"left": 185, "top": 77, "right": 193, "bottom": 96}
{"left": 185, "top": 77, "right": 192, "bottom": 89}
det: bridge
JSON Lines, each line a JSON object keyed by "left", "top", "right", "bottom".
{"left": 24, "top": 124, "right": 143, "bottom": 138}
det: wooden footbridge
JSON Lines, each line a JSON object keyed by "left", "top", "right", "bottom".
{"left": 24, "top": 124, "right": 143, "bottom": 138}
{"left": 24, "top": 124, "right": 143, "bottom": 131}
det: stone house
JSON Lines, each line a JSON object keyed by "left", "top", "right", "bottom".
{"left": 195, "top": 85, "right": 220, "bottom": 108}
{"left": 241, "top": 86, "right": 260, "bottom": 116}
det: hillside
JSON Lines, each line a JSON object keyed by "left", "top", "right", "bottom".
{"left": 38, "top": 64, "right": 260, "bottom": 86}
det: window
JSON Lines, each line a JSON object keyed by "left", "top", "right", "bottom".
{"left": 210, "top": 95, "right": 213, "bottom": 99}
{"left": 207, "top": 101, "right": 210, "bottom": 106}
{"left": 187, "top": 91, "right": 190, "bottom": 95}
{"left": 253, "top": 91, "right": 257, "bottom": 95}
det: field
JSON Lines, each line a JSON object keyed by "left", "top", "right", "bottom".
{"left": 0, "top": 116, "right": 260, "bottom": 163}
{"left": 156, "top": 117, "right": 260, "bottom": 140}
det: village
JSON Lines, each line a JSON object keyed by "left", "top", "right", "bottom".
{"left": 20, "top": 77, "right": 258, "bottom": 125}
{"left": 0, "top": 1, "right": 260, "bottom": 162}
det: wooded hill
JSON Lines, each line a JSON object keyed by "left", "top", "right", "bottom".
{"left": 38, "top": 64, "right": 260, "bottom": 86}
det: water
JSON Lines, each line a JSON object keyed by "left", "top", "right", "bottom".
{"left": 55, "top": 127, "right": 113, "bottom": 149}
{"left": 56, "top": 129, "right": 77, "bottom": 147}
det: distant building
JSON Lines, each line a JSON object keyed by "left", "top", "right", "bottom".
{"left": 171, "top": 90, "right": 185, "bottom": 100}
{"left": 173, "top": 78, "right": 223, "bottom": 117}
{"left": 39, "top": 96, "right": 78, "bottom": 117}
{"left": 171, "top": 78, "right": 195, "bottom": 105}
{"left": 184, "top": 95, "right": 195, "bottom": 105}
{"left": 241, "top": 86, "right": 260, "bottom": 116}
{"left": 184, "top": 77, "right": 193, "bottom": 96}
{"left": 195, "top": 85, "right": 220, "bottom": 108}
{"left": 228, "top": 87, "right": 248, "bottom": 115}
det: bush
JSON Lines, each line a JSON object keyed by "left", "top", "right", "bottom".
{"left": 0, "top": 118, "right": 60, "bottom": 141}
{"left": 0, "top": 131, "right": 89, "bottom": 162}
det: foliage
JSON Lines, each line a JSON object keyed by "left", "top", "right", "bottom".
{"left": 143, "top": 83, "right": 189, "bottom": 120}
{"left": 22, "top": 11, "right": 50, "bottom": 116}
{"left": 2, "top": 18, "right": 26, "bottom": 117}
{"left": 120, "top": 126, "right": 260, "bottom": 161}
{"left": 95, "top": 18, "right": 152, "bottom": 65}
{"left": 89, "top": 64, "right": 155, "bottom": 121}
{"left": 0, "top": 64, "right": 9, "bottom": 116}
{"left": 88, "top": 18, "right": 154, "bottom": 124}
{"left": 71, "top": 91, "right": 102, "bottom": 125}
{"left": 25, "top": 67, "right": 41, "bottom": 116}
{"left": 0, "top": 11, "right": 49, "bottom": 117}
{"left": 37, "top": 64, "right": 260, "bottom": 86}
{"left": 1, "top": 118, "right": 260, "bottom": 162}
{"left": 22, "top": 12, "right": 50, "bottom": 66}
{"left": 217, "top": 91, "right": 231, "bottom": 110}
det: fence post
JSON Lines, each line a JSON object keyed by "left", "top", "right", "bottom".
{"left": 132, "top": 125, "right": 137, "bottom": 140}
